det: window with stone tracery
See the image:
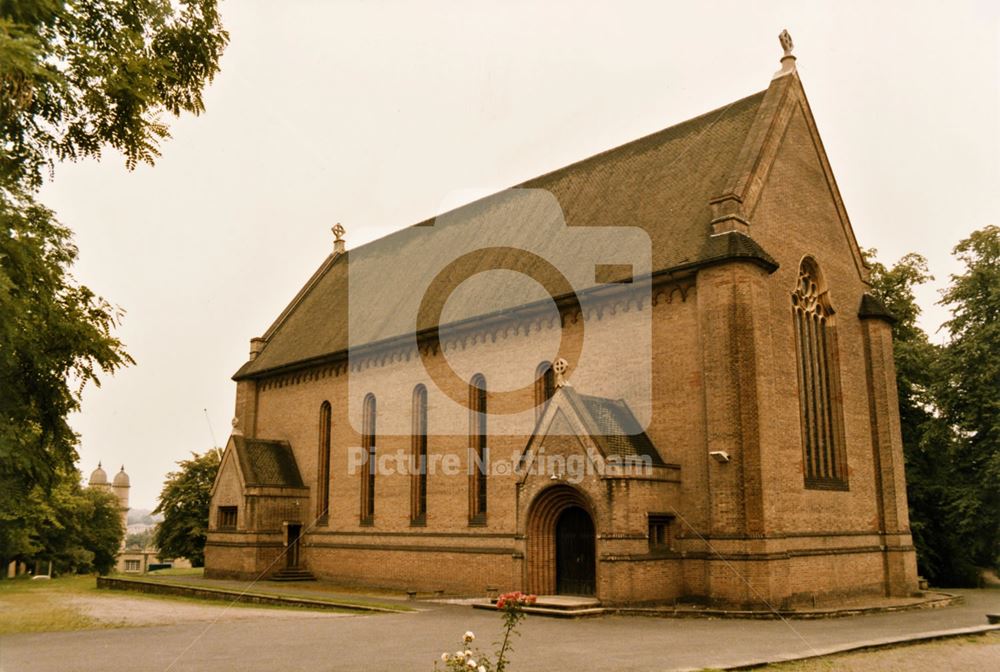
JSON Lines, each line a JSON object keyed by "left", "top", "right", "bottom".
{"left": 791, "top": 258, "right": 848, "bottom": 489}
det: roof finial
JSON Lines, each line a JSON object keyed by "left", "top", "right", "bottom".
{"left": 779, "top": 29, "right": 794, "bottom": 57}
{"left": 231, "top": 416, "right": 243, "bottom": 436}
{"left": 553, "top": 357, "right": 571, "bottom": 388}
{"left": 332, "top": 223, "right": 346, "bottom": 254}
{"left": 774, "top": 29, "right": 797, "bottom": 78}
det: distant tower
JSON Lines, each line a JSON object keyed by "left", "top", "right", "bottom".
{"left": 112, "top": 466, "right": 131, "bottom": 548}
{"left": 88, "top": 462, "right": 110, "bottom": 491}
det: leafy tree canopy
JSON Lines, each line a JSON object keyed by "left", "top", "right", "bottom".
{"left": 0, "top": 0, "right": 226, "bottom": 548}
{"left": 0, "top": 0, "right": 228, "bottom": 191}
{"left": 866, "top": 232, "right": 1000, "bottom": 585}
{"left": 1, "top": 468, "right": 124, "bottom": 575}
{"left": 153, "top": 449, "right": 220, "bottom": 567}
{"left": 936, "top": 226, "right": 1000, "bottom": 573}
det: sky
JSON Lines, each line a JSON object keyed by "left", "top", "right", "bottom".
{"left": 37, "top": 0, "right": 999, "bottom": 509}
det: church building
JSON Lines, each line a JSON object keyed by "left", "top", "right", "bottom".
{"left": 205, "top": 34, "right": 918, "bottom": 607}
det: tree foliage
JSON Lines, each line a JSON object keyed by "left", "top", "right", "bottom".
{"left": 0, "top": 0, "right": 226, "bottom": 559}
{"left": 0, "top": 469, "right": 124, "bottom": 575}
{"left": 125, "top": 527, "right": 155, "bottom": 551}
{"left": 936, "top": 226, "right": 1000, "bottom": 575}
{"left": 867, "top": 231, "right": 1000, "bottom": 585}
{"left": 154, "top": 449, "right": 220, "bottom": 566}
{"left": 0, "top": 193, "right": 134, "bottom": 496}
{"left": 0, "top": 0, "right": 228, "bottom": 190}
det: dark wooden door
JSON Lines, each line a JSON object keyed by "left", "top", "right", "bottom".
{"left": 555, "top": 507, "right": 595, "bottom": 595}
{"left": 286, "top": 524, "right": 302, "bottom": 569}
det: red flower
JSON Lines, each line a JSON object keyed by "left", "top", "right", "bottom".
{"left": 496, "top": 591, "right": 538, "bottom": 610}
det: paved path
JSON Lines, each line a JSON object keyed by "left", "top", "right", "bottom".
{"left": 2, "top": 589, "right": 998, "bottom": 671}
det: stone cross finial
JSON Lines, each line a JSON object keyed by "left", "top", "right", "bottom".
{"left": 774, "top": 28, "right": 797, "bottom": 78}
{"left": 779, "top": 29, "right": 794, "bottom": 57}
{"left": 332, "top": 223, "right": 346, "bottom": 254}
{"left": 553, "top": 357, "right": 571, "bottom": 388}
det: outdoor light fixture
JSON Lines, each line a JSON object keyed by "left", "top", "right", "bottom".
{"left": 709, "top": 451, "right": 731, "bottom": 463}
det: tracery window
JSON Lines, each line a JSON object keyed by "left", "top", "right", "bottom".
{"left": 791, "top": 258, "right": 848, "bottom": 488}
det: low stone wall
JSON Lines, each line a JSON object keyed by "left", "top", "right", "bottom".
{"left": 95, "top": 576, "right": 399, "bottom": 613}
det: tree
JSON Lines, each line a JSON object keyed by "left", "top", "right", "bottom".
{"left": 0, "top": 193, "right": 134, "bottom": 545}
{"left": 0, "top": 1, "right": 227, "bottom": 566}
{"left": 4, "top": 469, "right": 125, "bottom": 575}
{"left": 867, "top": 234, "right": 1000, "bottom": 586}
{"left": 936, "top": 226, "right": 1000, "bottom": 577}
{"left": 1, "top": 0, "right": 229, "bottom": 191}
{"left": 125, "top": 528, "right": 155, "bottom": 551}
{"left": 154, "top": 449, "right": 220, "bottom": 567}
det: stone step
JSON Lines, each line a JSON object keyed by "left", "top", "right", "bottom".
{"left": 269, "top": 568, "right": 317, "bottom": 582}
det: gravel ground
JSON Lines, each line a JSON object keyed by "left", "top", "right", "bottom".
{"left": 64, "top": 593, "right": 346, "bottom": 627}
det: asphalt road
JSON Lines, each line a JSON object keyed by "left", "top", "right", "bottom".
{"left": 1, "top": 590, "right": 998, "bottom": 671}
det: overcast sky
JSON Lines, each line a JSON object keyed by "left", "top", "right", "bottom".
{"left": 38, "top": 0, "right": 999, "bottom": 509}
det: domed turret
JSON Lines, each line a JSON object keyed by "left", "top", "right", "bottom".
{"left": 113, "top": 466, "right": 130, "bottom": 487}
{"left": 88, "top": 462, "right": 109, "bottom": 488}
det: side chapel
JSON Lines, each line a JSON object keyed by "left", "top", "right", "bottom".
{"left": 205, "top": 34, "right": 918, "bottom": 607}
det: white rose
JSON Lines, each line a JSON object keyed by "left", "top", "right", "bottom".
{"left": 441, "top": 653, "right": 449, "bottom": 662}
{"left": 478, "top": 667, "right": 486, "bottom": 672}
{"left": 463, "top": 631, "right": 475, "bottom": 642}
{"left": 466, "top": 660, "right": 477, "bottom": 668}
{"left": 463, "top": 650, "right": 472, "bottom": 657}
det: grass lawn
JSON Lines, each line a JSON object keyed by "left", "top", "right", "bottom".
{"left": 0, "top": 575, "right": 104, "bottom": 634}
{"left": 0, "top": 572, "right": 356, "bottom": 635}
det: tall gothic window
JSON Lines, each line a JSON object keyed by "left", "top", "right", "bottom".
{"left": 791, "top": 258, "right": 847, "bottom": 489}
{"left": 469, "top": 374, "right": 488, "bottom": 523}
{"left": 360, "top": 394, "right": 377, "bottom": 523}
{"left": 411, "top": 385, "right": 428, "bottom": 525}
{"left": 534, "top": 361, "right": 555, "bottom": 424}
{"left": 316, "top": 401, "right": 332, "bottom": 522}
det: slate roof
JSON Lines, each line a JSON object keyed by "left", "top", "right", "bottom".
{"left": 231, "top": 436, "right": 305, "bottom": 488}
{"left": 565, "top": 389, "right": 666, "bottom": 466}
{"left": 237, "top": 88, "right": 773, "bottom": 379}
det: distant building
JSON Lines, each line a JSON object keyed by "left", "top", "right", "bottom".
{"left": 88, "top": 462, "right": 130, "bottom": 547}
{"left": 87, "top": 463, "right": 190, "bottom": 573}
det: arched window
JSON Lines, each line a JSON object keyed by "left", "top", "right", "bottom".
{"left": 360, "top": 394, "right": 377, "bottom": 523}
{"left": 534, "top": 361, "right": 556, "bottom": 423}
{"left": 792, "top": 258, "right": 847, "bottom": 488}
{"left": 316, "top": 401, "right": 332, "bottom": 522}
{"left": 469, "top": 374, "right": 488, "bottom": 523}
{"left": 411, "top": 385, "right": 428, "bottom": 524}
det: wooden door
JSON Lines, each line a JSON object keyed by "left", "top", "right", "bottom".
{"left": 555, "top": 507, "right": 595, "bottom": 595}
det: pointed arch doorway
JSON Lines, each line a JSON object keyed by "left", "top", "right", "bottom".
{"left": 525, "top": 485, "right": 596, "bottom": 596}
